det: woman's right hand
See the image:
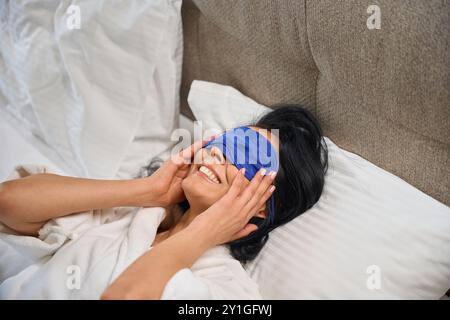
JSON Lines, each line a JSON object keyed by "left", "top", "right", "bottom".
{"left": 188, "top": 168, "right": 276, "bottom": 247}
{"left": 140, "top": 137, "right": 216, "bottom": 208}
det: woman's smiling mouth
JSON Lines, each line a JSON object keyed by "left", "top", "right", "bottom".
{"left": 198, "top": 165, "right": 221, "bottom": 184}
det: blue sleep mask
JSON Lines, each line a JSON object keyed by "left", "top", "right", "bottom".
{"left": 203, "top": 126, "right": 279, "bottom": 225}
{"left": 204, "top": 126, "right": 279, "bottom": 180}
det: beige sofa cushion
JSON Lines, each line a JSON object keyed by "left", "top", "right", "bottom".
{"left": 180, "top": 0, "right": 450, "bottom": 206}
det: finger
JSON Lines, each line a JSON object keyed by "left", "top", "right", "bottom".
{"left": 160, "top": 158, "right": 184, "bottom": 177}
{"left": 229, "top": 224, "right": 258, "bottom": 242}
{"left": 245, "top": 185, "right": 276, "bottom": 221}
{"left": 224, "top": 168, "right": 246, "bottom": 200}
{"left": 175, "top": 165, "right": 190, "bottom": 179}
{"left": 242, "top": 172, "right": 276, "bottom": 215}
{"left": 239, "top": 169, "right": 275, "bottom": 206}
{"left": 179, "top": 135, "right": 217, "bottom": 164}
{"left": 171, "top": 137, "right": 212, "bottom": 166}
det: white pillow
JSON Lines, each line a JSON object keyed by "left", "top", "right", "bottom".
{"left": 188, "top": 80, "right": 450, "bottom": 299}
{"left": 0, "top": 0, "right": 182, "bottom": 179}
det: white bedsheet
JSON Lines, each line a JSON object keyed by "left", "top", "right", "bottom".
{"left": 0, "top": 115, "right": 65, "bottom": 181}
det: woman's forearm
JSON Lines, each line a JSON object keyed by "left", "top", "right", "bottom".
{"left": 101, "top": 222, "right": 213, "bottom": 300}
{"left": 0, "top": 173, "right": 156, "bottom": 233}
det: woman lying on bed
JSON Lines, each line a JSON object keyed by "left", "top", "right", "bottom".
{"left": 0, "top": 106, "right": 327, "bottom": 299}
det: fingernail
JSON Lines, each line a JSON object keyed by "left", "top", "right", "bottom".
{"left": 269, "top": 185, "right": 276, "bottom": 193}
{"left": 270, "top": 171, "right": 277, "bottom": 179}
{"left": 240, "top": 168, "right": 246, "bottom": 175}
{"left": 260, "top": 169, "right": 266, "bottom": 176}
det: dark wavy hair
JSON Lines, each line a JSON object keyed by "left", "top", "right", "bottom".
{"left": 227, "top": 105, "right": 328, "bottom": 264}
{"left": 142, "top": 105, "right": 328, "bottom": 265}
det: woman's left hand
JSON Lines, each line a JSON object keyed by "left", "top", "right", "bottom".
{"left": 188, "top": 168, "right": 276, "bottom": 247}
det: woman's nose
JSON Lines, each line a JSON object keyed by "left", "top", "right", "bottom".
{"left": 209, "top": 147, "right": 225, "bottom": 164}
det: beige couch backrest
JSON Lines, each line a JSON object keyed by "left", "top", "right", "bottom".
{"left": 180, "top": 0, "right": 450, "bottom": 206}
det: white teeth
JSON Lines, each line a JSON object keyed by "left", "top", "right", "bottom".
{"left": 199, "top": 166, "right": 220, "bottom": 184}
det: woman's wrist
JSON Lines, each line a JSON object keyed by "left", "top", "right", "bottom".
{"left": 123, "top": 176, "right": 161, "bottom": 208}
{"left": 185, "top": 217, "right": 218, "bottom": 250}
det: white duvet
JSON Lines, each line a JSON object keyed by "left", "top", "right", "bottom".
{"left": 0, "top": 165, "right": 262, "bottom": 300}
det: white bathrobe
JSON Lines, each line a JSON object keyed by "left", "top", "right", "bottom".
{"left": 0, "top": 165, "right": 262, "bottom": 299}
